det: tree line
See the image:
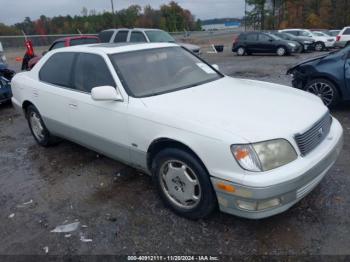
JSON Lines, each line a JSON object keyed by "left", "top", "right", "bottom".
{"left": 246, "top": 0, "right": 350, "bottom": 30}
{"left": 0, "top": 1, "right": 202, "bottom": 36}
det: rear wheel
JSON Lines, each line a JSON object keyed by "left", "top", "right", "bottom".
{"left": 276, "top": 46, "right": 287, "bottom": 56}
{"left": 236, "top": 47, "right": 246, "bottom": 56}
{"left": 152, "top": 148, "right": 217, "bottom": 219}
{"left": 26, "top": 105, "right": 60, "bottom": 147}
{"left": 315, "top": 42, "right": 325, "bottom": 51}
{"left": 305, "top": 78, "right": 340, "bottom": 108}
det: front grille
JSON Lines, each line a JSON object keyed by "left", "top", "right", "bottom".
{"left": 295, "top": 112, "right": 332, "bottom": 156}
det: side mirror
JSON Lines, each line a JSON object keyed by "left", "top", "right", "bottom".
{"left": 212, "top": 64, "right": 219, "bottom": 71}
{"left": 91, "top": 86, "right": 123, "bottom": 101}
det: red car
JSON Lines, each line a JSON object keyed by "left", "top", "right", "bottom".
{"left": 28, "top": 35, "right": 99, "bottom": 70}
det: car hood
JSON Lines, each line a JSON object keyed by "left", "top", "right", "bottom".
{"left": 287, "top": 54, "right": 330, "bottom": 73}
{"left": 178, "top": 42, "right": 200, "bottom": 51}
{"left": 141, "top": 77, "right": 327, "bottom": 142}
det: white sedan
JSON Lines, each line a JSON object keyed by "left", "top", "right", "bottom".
{"left": 11, "top": 43, "right": 343, "bottom": 219}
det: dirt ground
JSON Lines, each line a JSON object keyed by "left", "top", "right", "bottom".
{"left": 1, "top": 50, "right": 350, "bottom": 257}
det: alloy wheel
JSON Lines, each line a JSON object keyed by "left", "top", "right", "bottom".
{"left": 306, "top": 81, "right": 334, "bottom": 106}
{"left": 159, "top": 160, "right": 202, "bottom": 209}
{"left": 29, "top": 112, "right": 45, "bottom": 141}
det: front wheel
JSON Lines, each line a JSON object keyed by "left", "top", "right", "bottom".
{"left": 26, "top": 105, "right": 60, "bottom": 147}
{"left": 276, "top": 46, "right": 287, "bottom": 56}
{"left": 152, "top": 148, "right": 217, "bottom": 219}
{"left": 305, "top": 79, "right": 340, "bottom": 108}
{"left": 314, "top": 42, "right": 325, "bottom": 51}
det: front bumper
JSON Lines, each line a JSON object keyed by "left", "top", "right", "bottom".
{"left": 211, "top": 124, "right": 343, "bottom": 219}
{"left": 0, "top": 88, "right": 12, "bottom": 103}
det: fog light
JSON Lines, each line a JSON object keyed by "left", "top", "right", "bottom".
{"left": 257, "top": 198, "right": 281, "bottom": 210}
{"left": 236, "top": 200, "right": 257, "bottom": 211}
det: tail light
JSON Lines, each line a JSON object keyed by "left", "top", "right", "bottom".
{"left": 336, "top": 35, "right": 341, "bottom": 42}
{"left": 233, "top": 36, "right": 238, "bottom": 45}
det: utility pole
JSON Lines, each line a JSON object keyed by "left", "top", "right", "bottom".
{"left": 111, "top": 0, "right": 115, "bottom": 14}
{"left": 244, "top": 0, "right": 247, "bottom": 31}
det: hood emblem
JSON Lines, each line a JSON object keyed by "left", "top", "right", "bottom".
{"left": 318, "top": 127, "right": 324, "bottom": 138}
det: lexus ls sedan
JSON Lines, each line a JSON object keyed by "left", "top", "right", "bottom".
{"left": 11, "top": 43, "right": 343, "bottom": 219}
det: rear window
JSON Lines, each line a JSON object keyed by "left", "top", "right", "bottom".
{"left": 130, "top": 32, "right": 147, "bottom": 43}
{"left": 343, "top": 28, "right": 350, "bottom": 35}
{"left": 49, "top": 41, "right": 65, "bottom": 50}
{"left": 98, "top": 31, "right": 114, "bottom": 43}
{"left": 114, "top": 31, "right": 129, "bottom": 43}
{"left": 39, "top": 52, "right": 75, "bottom": 88}
{"left": 70, "top": 38, "right": 99, "bottom": 46}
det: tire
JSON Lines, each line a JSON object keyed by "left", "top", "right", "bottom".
{"left": 276, "top": 46, "right": 287, "bottom": 56}
{"left": 305, "top": 78, "right": 340, "bottom": 108}
{"left": 236, "top": 47, "right": 246, "bottom": 56}
{"left": 26, "top": 105, "right": 60, "bottom": 147}
{"left": 314, "top": 42, "right": 325, "bottom": 51}
{"left": 152, "top": 148, "right": 217, "bottom": 219}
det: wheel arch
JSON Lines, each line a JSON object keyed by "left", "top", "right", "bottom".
{"left": 306, "top": 75, "right": 343, "bottom": 99}
{"left": 147, "top": 138, "right": 209, "bottom": 175}
{"left": 22, "top": 100, "right": 35, "bottom": 117}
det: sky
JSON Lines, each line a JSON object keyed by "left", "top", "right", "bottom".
{"left": 0, "top": 0, "right": 246, "bottom": 25}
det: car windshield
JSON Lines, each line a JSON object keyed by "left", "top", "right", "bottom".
{"left": 110, "top": 47, "right": 222, "bottom": 97}
{"left": 313, "top": 32, "right": 325, "bottom": 37}
{"left": 145, "top": 30, "right": 175, "bottom": 43}
{"left": 283, "top": 33, "right": 295, "bottom": 39}
{"left": 300, "top": 31, "right": 312, "bottom": 37}
{"left": 328, "top": 31, "right": 340, "bottom": 36}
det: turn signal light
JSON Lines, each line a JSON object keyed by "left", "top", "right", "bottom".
{"left": 216, "top": 182, "right": 235, "bottom": 193}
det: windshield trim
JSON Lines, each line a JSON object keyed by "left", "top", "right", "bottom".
{"left": 108, "top": 46, "right": 224, "bottom": 98}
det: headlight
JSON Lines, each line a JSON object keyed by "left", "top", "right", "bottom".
{"left": 288, "top": 43, "right": 296, "bottom": 47}
{"left": 231, "top": 139, "right": 297, "bottom": 172}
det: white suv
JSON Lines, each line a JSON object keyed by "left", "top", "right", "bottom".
{"left": 279, "top": 29, "right": 334, "bottom": 51}
{"left": 99, "top": 28, "right": 201, "bottom": 55}
{"left": 334, "top": 26, "right": 350, "bottom": 48}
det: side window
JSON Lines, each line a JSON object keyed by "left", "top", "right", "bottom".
{"left": 114, "top": 31, "right": 129, "bottom": 43}
{"left": 130, "top": 32, "right": 147, "bottom": 43}
{"left": 343, "top": 28, "right": 350, "bottom": 35}
{"left": 39, "top": 52, "right": 75, "bottom": 87}
{"left": 98, "top": 31, "right": 114, "bottom": 43}
{"left": 285, "top": 31, "right": 297, "bottom": 36}
{"left": 73, "top": 53, "right": 115, "bottom": 93}
{"left": 246, "top": 33, "right": 258, "bottom": 41}
{"left": 49, "top": 41, "right": 65, "bottom": 50}
{"left": 258, "top": 34, "right": 271, "bottom": 41}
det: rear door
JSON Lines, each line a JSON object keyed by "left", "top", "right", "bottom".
{"left": 67, "top": 52, "right": 131, "bottom": 163}
{"left": 244, "top": 33, "right": 259, "bottom": 52}
{"left": 35, "top": 52, "right": 76, "bottom": 138}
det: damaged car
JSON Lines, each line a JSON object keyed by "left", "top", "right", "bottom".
{"left": 287, "top": 46, "right": 350, "bottom": 107}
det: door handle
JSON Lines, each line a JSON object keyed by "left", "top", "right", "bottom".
{"left": 69, "top": 103, "right": 78, "bottom": 109}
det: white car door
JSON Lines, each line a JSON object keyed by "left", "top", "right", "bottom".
{"left": 67, "top": 52, "right": 131, "bottom": 165}
{"left": 34, "top": 52, "right": 76, "bottom": 138}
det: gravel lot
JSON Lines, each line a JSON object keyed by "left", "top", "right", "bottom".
{"left": 1, "top": 50, "right": 350, "bottom": 257}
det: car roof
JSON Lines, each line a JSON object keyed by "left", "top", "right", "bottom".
{"left": 53, "top": 42, "right": 179, "bottom": 55}
{"left": 101, "top": 28, "right": 162, "bottom": 32}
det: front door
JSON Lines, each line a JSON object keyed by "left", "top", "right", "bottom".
{"left": 67, "top": 52, "right": 131, "bottom": 164}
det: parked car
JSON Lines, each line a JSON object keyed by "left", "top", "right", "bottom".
{"left": 269, "top": 32, "right": 315, "bottom": 52}
{"left": 0, "top": 76, "right": 12, "bottom": 104}
{"left": 334, "top": 27, "right": 350, "bottom": 48}
{"left": 28, "top": 35, "right": 100, "bottom": 70}
{"left": 232, "top": 32, "right": 300, "bottom": 56}
{"left": 98, "top": 28, "right": 201, "bottom": 55}
{"left": 11, "top": 43, "right": 343, "bottom": 219}
{"left": 287, "top": 46, "right": 350, "bottom": 107}
{"left": 313, "top": 31, "right": 336, "bottom": 47}
{"left": 327, "top": 30, "right": 341, "bottom": 37}
{"left": 279, "top": 29, "right": 334, "bottom": 51}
